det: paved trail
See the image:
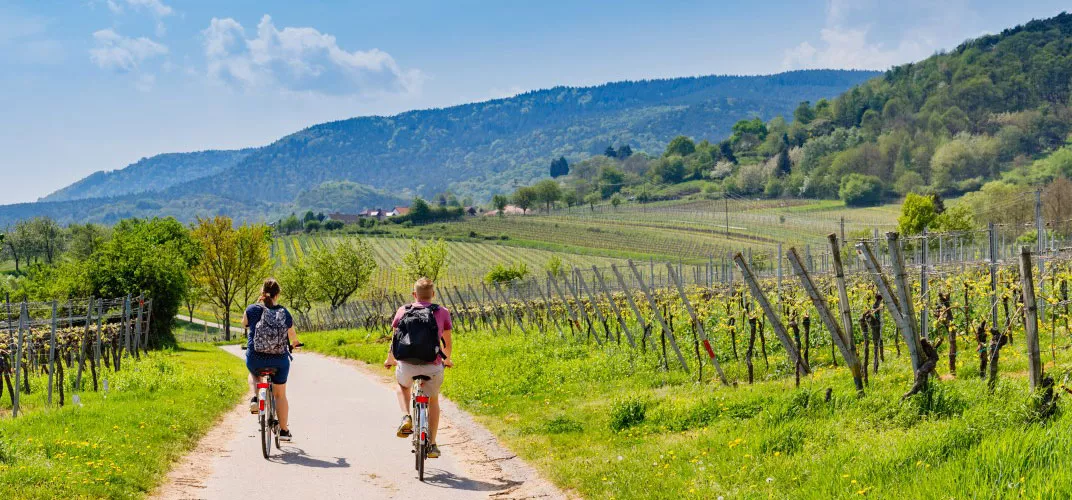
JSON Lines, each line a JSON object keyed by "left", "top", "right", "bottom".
{"left": 156, "top": 346, "right": 563, "bottom": 500}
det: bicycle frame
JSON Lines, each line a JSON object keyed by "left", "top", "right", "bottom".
{"left": 411, "top": 378, "right": 430, "bottom": 481}
{"left": 257, "top": 375, "right": 278, "bottom": 459}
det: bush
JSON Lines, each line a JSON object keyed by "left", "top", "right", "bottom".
{"left": 839, "top": 173, "right": 883, "bottom": 207}
{"left": 323, "top": 220, "right": 344, "bottom": 231}
{"left": 610, "top": 397, "right": 647, "bottom": 431}
{"left": 485, "top": 261, "right": 529, "bottom": 283}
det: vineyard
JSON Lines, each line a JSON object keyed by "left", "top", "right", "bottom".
{"left": 298, "top": 226, "right": 1072, "bottom": 497}
{"left": 0, "top": 296, "right": 152, "bottom": 416}
{"left": 270, "top": 233, "right": 629, "bottom": 291}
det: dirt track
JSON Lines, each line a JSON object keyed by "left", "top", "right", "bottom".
{"left": 153, "top": 345, "right": 565, "bottom": 499}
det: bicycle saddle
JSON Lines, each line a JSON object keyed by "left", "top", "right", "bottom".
{"left": 412, "top": 375, "right": 432, "bottom": 381}
{"left": 258, "top": 368, "right": 279, "bottom": 375}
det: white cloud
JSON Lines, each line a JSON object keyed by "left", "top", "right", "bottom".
{"left": 105, "top": 0, "right": 174, "bottom": 36}
{"left": 782, "top": 0, "right": 967, "bottom": 70}
{"left": 202, "top": 15, "right": 422, "bottom": 96}
{"left": 89, "top": 28, "right": 167, "bottom": 71}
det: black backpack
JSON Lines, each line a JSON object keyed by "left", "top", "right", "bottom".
{"left": 391, "top": 304, "right": 442, "bottom": 363}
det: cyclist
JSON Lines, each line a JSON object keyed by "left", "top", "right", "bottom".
{"left": 384, "top": 277, "right": 454, "bottom": 459}
{"left": 244, "top": 278, "right": 300, "bottom": 442}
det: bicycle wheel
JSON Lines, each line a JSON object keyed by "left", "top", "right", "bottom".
{"left": 261, "top": 388, "right": 273, "bottom": 459}
{"left": 417, "top": 440, "right": 425, "bottom": 482}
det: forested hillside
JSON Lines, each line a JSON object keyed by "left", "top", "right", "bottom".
{"left": 503, "top": 12, "right": 1072, "bottom": 214}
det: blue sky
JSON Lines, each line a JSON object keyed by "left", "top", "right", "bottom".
{"left": 0, "top": 0, "right": 1067, "bottom": 204}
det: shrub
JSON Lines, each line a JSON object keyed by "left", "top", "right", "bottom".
{"left": 610, "top": 397, "right": 647, "bottom": 431}
{"left": 839, "top": 173, "right": 883, "bottom": 207}
{"left": 485, "top": 261, "right": 529, "bottom": 283}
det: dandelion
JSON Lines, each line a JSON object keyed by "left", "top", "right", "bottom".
{"left": 774, "top": 451, "right": 781, "bottom": 456}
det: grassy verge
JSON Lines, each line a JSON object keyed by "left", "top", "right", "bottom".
{"left": 0, "top": 343, "right": 246, "bottom": 498}
{"left": 303, "top": 327, "right": 1072, "bottom": 499}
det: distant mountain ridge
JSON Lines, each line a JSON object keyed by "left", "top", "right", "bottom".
{"left": 3, "top": 69, "right": 878, "bottom": 226}
{"left": 42, "top": 149, "right": 255, "bottom": 202}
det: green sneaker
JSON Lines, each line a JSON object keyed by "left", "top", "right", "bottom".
{"left": 427, "top": 444, "right": 441, "bottom": 459}
{"left": 396, "top": 415, "right": 413, "bottom": 438}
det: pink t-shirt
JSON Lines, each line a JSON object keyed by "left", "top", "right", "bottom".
{"left": 391, "top": 302, "right": 452, "bottom": 365}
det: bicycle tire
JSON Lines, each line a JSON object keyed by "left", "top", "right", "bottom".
{"left": 261, "top": 387, "right": 273, "bottom": 459}
{"left": 417, "top": 441, "right": 425, "bottom": 482}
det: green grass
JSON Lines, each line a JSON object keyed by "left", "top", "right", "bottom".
{"left": 302, "top": 326, "right": 1072, "bottom": 499}
{"left": 0, "top": 343, "right": 246, "bottom": 499}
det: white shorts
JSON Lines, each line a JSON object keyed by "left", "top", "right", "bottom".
{"left": 395, "top": 362, "right": 445, "bottom": 396}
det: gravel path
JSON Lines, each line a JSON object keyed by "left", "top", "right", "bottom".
{"left": 154, "top": 345, "right": 565, "bottom": 500}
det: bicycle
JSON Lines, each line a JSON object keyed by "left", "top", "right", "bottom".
{"left": 410, "top": 374, "right": 432, "bottom": 481}
{"left": 243, "top": 343, "right": 302, "bottom": 460}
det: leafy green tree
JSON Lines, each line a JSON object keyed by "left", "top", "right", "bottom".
{"left": 604, "top": 145, "right": 618, "bottom": 158}
{"left": 544, "top": 254, "right": 564, "bottom": 277}
{"left": 617, "top": 145, "right": 633, "bottom": 158}
{"left": 492, "top": 194, "right": 509, "bottom": 215}
{"left": 897, "top": 193, "right": 938, "bottom": 235}
{"left": 549, "top": 156, "right": 570, "bottom": 178}
{"left": 774, "top": 149, "right": 792, "bottom": 177}
{"left": 307, "top": 238, "right": 377, "bottom": 310}
{"left": 303, "top": 211, "right": 316, "bottom": 223}
{"left": 650, "top": 156, "right": 686, "bottom": 183}
{"left": 664, "top": 136, "right": 696, "bottom": 157}
{"left": 584, "top": 192, "right": 601, "bottom": 211}
{"left": 599, "top": 165, "right": 626, "bottom": 197}
{"left": 323, "top": 220, "right": 345, "bottom": 231}
{"left": 513, "top": 186, "right": 537, "bottom": 214}
{"left": 2, "top": 221, "right": 34, "bottom": 273}
{"left": 191, "top": 216, "right": 271, "bottom": 340}
{"left": 277, "top": 259, "right": 314, "bottom": 317}
{"left": 934, "top": 203, "right": 975, "bottom": 233}
{"left": 532, "top": 179, "right": 562, "bottom": 212}
{"left": 89, "top": 217, "right": 199, "bottom": 347}
{"left": 27, "top": 217, "right": 65, "bottom": 265}
{"left": 304, "top": 220, "right": 322, "bottom": 232}
{"left": 410, "top": 198, "right": 432, "bottom": 221}
{"left": 398, "top": 238, "right": 450, "bottom": 282}
{"left": 68, "top": 223, "right": 109, "bottom": 261}
{"left": 839, "top": 174, "right": 883, "bottom": 207}
{"left": 610, "top": 193, "right": 623, "bottom": 209}
{"left": 562, "top": 189, "right": 580, "bottom": 211}
{"left": 793, "top": 101, "right": 815, "bottom": 124}
{"left": 280, "top": 214, "right": 302, "bottom": 235}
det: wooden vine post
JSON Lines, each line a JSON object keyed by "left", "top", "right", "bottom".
{"left": 733, "top": 253, "right": 810, "bottom": 374}
{"left": 48, "top": 300, "right": 57, "bottom": 405}
{"left": 546, "top": 271, "right": 581, "bottom": 340}
{"left": 666, "top": 263, "right": 729, "bottom": 385}
{"left": 855, "top": 239, "right": 924, "bottom": 373}
{"left": 493, "top": 281, "right": 527, "bottom": 335}
{"left": 530, "top": 277, "right": 565, "bottom": 339}
{"left": 626, "top": 260, "right": 689, "bottom": 371}
{"left": 13, "top": 302, "right": 26, "bottom": 417}
{"left": 787, "top": 247, "right": 864, "bottom": 394}
{"left": 1019, "top": 246, "right": 1043, "bottom": 390}
{"left": 561, "top": 271, "right": 600, "bottom": 344}
{"left": 591, "top": 267, "right": 635, "bottom": 347}
{"left": 610, "top": 264, "right": 651, "bottom": 345}
{"left": 573, "top": 268, "right": 612, "bottom": 342}
{"left": 828, "top": 235, "right": 857, "bottom": 359}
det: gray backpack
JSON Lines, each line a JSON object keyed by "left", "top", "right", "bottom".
{"left": 253, "top": 306, "right": 290, "bottom": 355}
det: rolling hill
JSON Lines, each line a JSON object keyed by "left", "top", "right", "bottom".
{"left": 0, "top": 69, "right": 877, "bottom": 226}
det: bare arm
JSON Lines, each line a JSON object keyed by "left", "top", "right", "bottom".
{"left": 242, "top": 311, "right": 249, "bottom": 328}
{"left": 287, "top": 326, "right": 299, "bottom": 348}
{"left": 441, "top": 328, "right": 453, "bottom": 367}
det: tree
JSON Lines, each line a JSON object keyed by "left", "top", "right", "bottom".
{"left": 410, "top": 198, "right": 432, "bottom": 221}
{"left": 599, "top": 165, "right": 625, "bottom": 197}
{"left": 323, "top": 220, "right": 344, "bottom": 231}
{"left": 399, "top": 238, "right": 450, "bottom": 282}
{"left": 308, "top": 238, "right": 377, "bottom": 310}
{"left": 2, "top": 222, "right": 34, "bottom": 273}
{"left": 68, "top": 223, "right": 108, "bottom": 261}
{"left": 88, "top": 217, "right": 199, "bottom": 347}
{"left": 492, "top": 194, "right": 509, "bottom": 215}
{"left": 277, "top": 259, "right": 314, "bottom": 318}
{"left": 513, "top": 186, "right": 537, "bottom": 214}
{"left": 484, "top": 261, "right": 529, "bottom": 284}
{"left": 584, "top": 192, "right": 601, "bottom": 211}
{"left": 610, "top": 193, "right": 623, "bottom": 209}
{"left": 549, "top": 156, "right": 569, "bottom": 178}
{"left": 897, "top": 193, "right": 938, "bottom": 235}
{"left": 617, "top": 144, "right": 633, "bottom": 158}
{"left": 304, "top": 220, "right": 321, "bottom": 232}
{"left": 839, "top": 174, "right": 883, "bottom": 207}
{"left": 562, "top": 189, "right": 580, "bottom": 211}
{"left": 303, "top": 211, "right": 316, "bottom": 223}
{"left": 183, "top": 283, "right": 203, "bottom": 322}
{"left": 27, "top": 217, "right": 65, "bottom": 265}
{"left": 664, "top": 136, "right": 696, "bottom": 157}
{"left": 793, "top": 101, "right": 815, "bottom": 124}
{"left": 650, "top": 156, "right": 686, "bottom": 184}
{"left": 604, "top": 145, "right": 618, "bottom": 158}
{"left": 775, "top": 149, "right": 792, "bottom": 177}
{"left": 280, "top": 213, "right": 302, "bottom": 235}
{"left": 191, "top": 216, "right": 271, "bottom": 340}
{"left": 532, "top": 179, "right": 562, "bottom": 212}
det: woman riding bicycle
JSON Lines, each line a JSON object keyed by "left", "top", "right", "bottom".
{"left": 244, "top": 278, "right": 300, "bottom": 442}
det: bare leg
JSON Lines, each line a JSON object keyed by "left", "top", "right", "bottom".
{"left": 248, "top": 372, "right": 258, "bottom": 395}
{"left": 429, "top": 395, "right": 440, "bottom": 444}
{"left": 274, "top": 383, "right": 289, "bottom": 431}
{"left": 396, "top": 383, "right": 411, "bottom": 416}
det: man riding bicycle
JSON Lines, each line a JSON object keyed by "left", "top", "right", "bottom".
{"left": 384, "top": 277, "right": 454, "bottom": 459}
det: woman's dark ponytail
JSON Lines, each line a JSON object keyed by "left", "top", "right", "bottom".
{"left": 261, "top": 278, "right": 281, "bottom": 307}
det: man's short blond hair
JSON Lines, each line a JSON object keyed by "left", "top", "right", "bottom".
{"left": 414, "top": 277, "right": 435, "bottom": 301}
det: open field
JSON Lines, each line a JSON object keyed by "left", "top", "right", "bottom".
{"left": 0, "top": 343, "right": 246, "bottom": 499}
